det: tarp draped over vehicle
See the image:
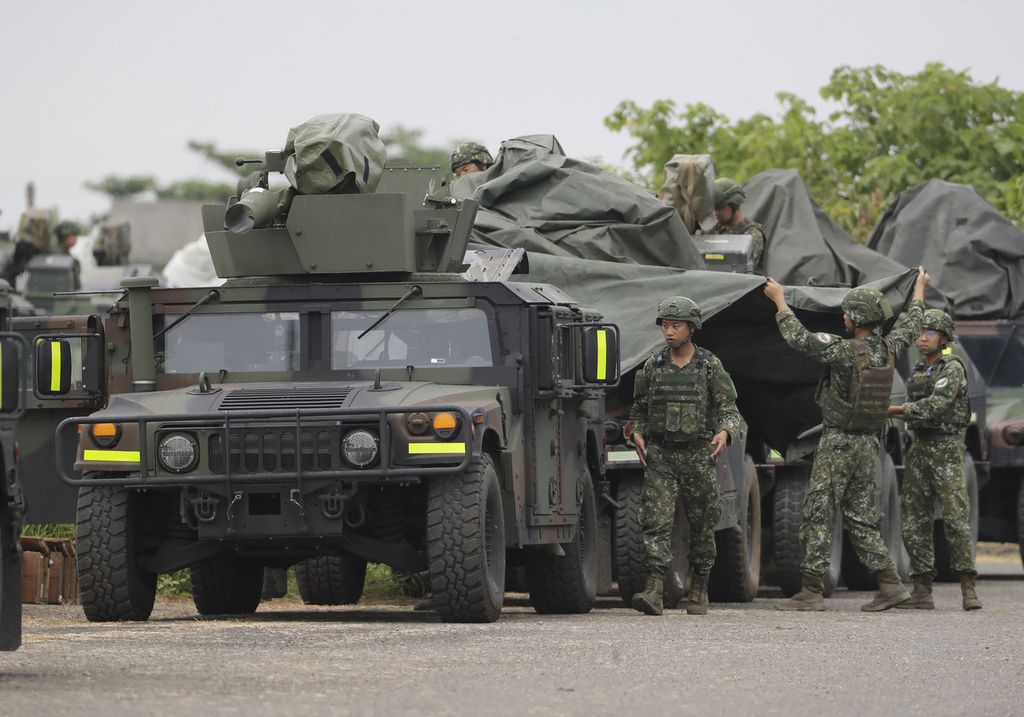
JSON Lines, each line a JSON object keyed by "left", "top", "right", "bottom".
{"left": 455, "top": 135, "right": 705, "bottom": 269}
{"left": 867, "top": 179, "right": 1024, "bottom": 320}
{"left": 743, "top": 169, "right": 910, "bottom": 287}
{"left": 457, "top": 140, "right": 917, "bottom": 449}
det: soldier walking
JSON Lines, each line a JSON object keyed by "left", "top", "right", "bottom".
{"left": 888, "top": 309, "right": 982, "bottom": 610}
{"left": 629, "top": 297, "right": 742, "bottom": 616}
{"left": 764, "top": 268, "right": 929, "bottom": 611}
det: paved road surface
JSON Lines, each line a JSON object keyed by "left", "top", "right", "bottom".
{"left": 2, "top": 558, "right": 1021, "bottom": 717}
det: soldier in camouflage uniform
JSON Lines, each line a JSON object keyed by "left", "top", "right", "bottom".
{"left": 765, "top": 268, "right": 929, "bottom": 611}
{"left": 709, "top": 178, "right": 768, "bottom": 274}
{"left": 450, "top": 142, "right": 494, "bottom": 178}
{"left": 629, "top": 297, "right": 742, "bottom": 616}
{"left": 888, "top": 309, "right": 981, "bottom": 610}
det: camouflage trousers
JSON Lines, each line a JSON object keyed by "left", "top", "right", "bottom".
{"left": 902, "top": 433, "right": 976, "bottom": 578}
{"left": 640, "top": 442, "right": 720, "bottom": 576}
{"left": 801, "top": 429, "right": 894, "bottom": 578}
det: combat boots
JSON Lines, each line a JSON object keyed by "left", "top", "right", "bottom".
{"left": 896, "top": 574, "right": 934, "bottom": 610}
{"left": 960, "top": 574, "right": 983, "bottom": 611}
{"left": 686, "top": 573, "right": 710, "bottom": 615}
{"left": 776, "top": 573, "right": 826, "bottom": 611}
{"left": 861, "top": 567, "right": 910, "bottom": 612}
{"left": 631, "top": 574, "right": 664, "bottom": 616}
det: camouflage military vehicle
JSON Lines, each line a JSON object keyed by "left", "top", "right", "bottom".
{"left": 0, "top": 287, "right": 26, "bottom": 650}
{"left": 30, "top": 142, "right": 619, "bottom": 624}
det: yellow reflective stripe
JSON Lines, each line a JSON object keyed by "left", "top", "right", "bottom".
{"left": 83, "top": 449, "right": 141, "bottom": 463}
{"left": 705, "top": 253, "right": 725, "bottom": 260}
{"left": 50, "top": 342, "right": 61, "bottom": 393}
{"left": 596, "top": 329, "right": 607, "bottom": 381}
{"left": 942, "top": 346, "right": 953, "bottom": 355}
{"left": 407, "top": 442, "right": 466, "bottom": 455}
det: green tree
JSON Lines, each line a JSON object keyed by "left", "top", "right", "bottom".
{"left": 83, "top": 175, "right": 157, "bottom": 198}
{"left": 382, "top": 125, "right": 471, "bottom": 167}
{"left": 606, "top": 63, "right": 1024, "bottom": 239}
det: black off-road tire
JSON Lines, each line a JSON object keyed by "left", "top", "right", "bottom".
{"left": 295, "top": 556, "right": 367, "bottom": 605}
{"left": 773, "top": 468, "right": 841, "bottom": 597}
{"left": 1018, "top": 479, "right": 1024, "bottom": 571}
{"left": 527, "top": 469, "right": 598, "bottom": 614}
{"left": 709, "top": 456, "right": 762, "bottom": 602}
{"left": 935, "top": 454, "right": 979, "bottom": 582}
{"left": 77, "top": 485, "right": 157, "bottom": 622}
{"left": 426, "top": 453, "right": 506, "bottom": 623}
{"left": 842, "top": 453, "right": 909, "bottom": 589}
{"left": 614, "top": 473, "right": 646, "bottom": 606}
{"left": 190, "top": 552, "right": 264, "bottom": 615}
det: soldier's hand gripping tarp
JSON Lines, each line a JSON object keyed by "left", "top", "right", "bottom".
{"left": 868, "top": 179, "right": 1024, "bottom": 319}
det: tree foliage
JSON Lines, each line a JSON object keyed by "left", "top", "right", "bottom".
{"left": 83, "top": 175, "right": 157, "bottom": 198}
{"left": 381, "top": 124, "right": 470, "bottom": 167}
{"left": 606, "top": 63, "right": 1024, "bottom": 239}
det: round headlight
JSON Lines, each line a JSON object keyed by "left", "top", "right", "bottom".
{"left": 432, "top": 412, "right": 460, "bottom": 441}
{"left": 90, "top": 423, "right": 122, "bottom": 449}
{"left": 342, "top": 429, "right": 379, "bottom": 468}
{"left": 158, "top": 433, "right": 199, "bottom": 473}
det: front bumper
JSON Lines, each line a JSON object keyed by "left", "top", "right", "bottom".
{"left": 56, "top": 404, "right": 474, "bottom": 488}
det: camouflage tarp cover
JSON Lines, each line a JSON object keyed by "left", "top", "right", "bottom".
{"left": 284, "top": 113, "right": 387, "bottom": 195}
{"left": 455, "top": 135, "right": 705, "bottom": 269}
{"left": 457, "top": 141, "right": 917, "bottom": 449}
{"left": 743, "top": 169, "right": 910, "bottom": 287}
{"left": 867, "top": 179, "right": 1024, "bottom": 319}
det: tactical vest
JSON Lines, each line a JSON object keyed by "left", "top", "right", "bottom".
{"left": 817, "top": 338, "right": 894, "bottom": 431}
{"left": 906, "top": 355, "right": 970, "bottom": 433}
{"left": 645, "top": 348, "right": 713, "bottom": 442}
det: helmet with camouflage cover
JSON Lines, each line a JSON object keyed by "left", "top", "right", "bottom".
{"left": 54, "top": 220, "right": 81, "bottom": 241}
{"left": 656, "top": 296, "right": 702, "bottom": 329}
{"left": 450, "top": 142, "right": 494, "bottom": 173}
{"left": 714, "top": 177, "right": 745, "bottom": 209}
{"left": 841, "top": 286, "right": 893, "bottom": 327}
{"left": 922, "top": 308, "right": 955, "bottom": 340}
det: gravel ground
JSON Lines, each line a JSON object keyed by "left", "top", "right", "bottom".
{"left": 1, "top": 555, "right": 1021, "bottom": 717}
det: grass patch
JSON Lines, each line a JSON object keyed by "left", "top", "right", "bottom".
{"left": 362, "top": 564, "right": 404, "bottom": 599}
{"left": 157, "top": 570, "right": 192, "bottom": 597}
{"left": 22, "top": 524, "right": 75, "bottom": 540}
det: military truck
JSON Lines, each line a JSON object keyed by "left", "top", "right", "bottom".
{"left": 0, "top": 287, "right": 26, "bottom": 651}
{"left": 29, "top": 148, "right": 619, "bottom": 624}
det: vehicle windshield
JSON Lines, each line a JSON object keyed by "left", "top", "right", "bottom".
{"left": 332, "top": 308, "right": 493, "bottom": 369}
{"left": 159, "top": 312, "right": 301, "bottom": 373}
{"left": 958, "top": 322, "right": 1024, "bottom": 388}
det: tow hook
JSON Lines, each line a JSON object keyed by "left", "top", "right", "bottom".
{"left": 319, "top": 489, "right": 346, "bottom": 520}
{"left": 191, "top": 493, "right": 219, "bottom": 523}
{"left": 599, "top": 480, "right": 621, "bottom": 509}
{"left": 289, "top": 489, "right": 309, "bottom": 532}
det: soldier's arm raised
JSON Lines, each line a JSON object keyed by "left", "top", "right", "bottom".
{"left": 764, "top": 279, "right": 846, "bottom": 365}
{"left": 887, "top": 267, "right": 930, "bottom": 352}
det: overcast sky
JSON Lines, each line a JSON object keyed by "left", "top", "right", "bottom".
{"left": 2, "top": 0, "right": 1021, "bottom": 230}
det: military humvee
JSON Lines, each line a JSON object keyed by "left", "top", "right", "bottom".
{"left": 31, "top": 154, "right": 619, "bottom": 623}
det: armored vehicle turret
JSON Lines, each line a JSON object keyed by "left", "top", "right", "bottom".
{"left": 29, "top": 114, "right": 620, "bottom": 623}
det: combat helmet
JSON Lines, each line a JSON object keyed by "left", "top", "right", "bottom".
{"left": 54, "top": 220, "right": 81, "bottom": 241}
{"left": 714, "top": 177, "right": 746, "bottom": 209}
{"left": 842, "top": 286, "right": 893, "bottom": 327}
{"left": 450, "top": 142, "right": 494, "bottom": 173}
{"left": 922, "top": 308, "right": 955, "bottom": 340}
{"left": 656, "top": 296, "right": 702, "bottom": 329}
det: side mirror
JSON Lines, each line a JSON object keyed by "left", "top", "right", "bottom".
{"left": 35, "top": 338, "right": 72, "bottom": 396}
{"left": 0, "top": 338, "right": 19, "bottom": 413}
{"left": 582, "top": 326, "right": 619, "bottom": 385}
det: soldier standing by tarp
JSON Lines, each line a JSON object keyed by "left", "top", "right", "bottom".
{"left": 888, "top": 309, "right": 982, "bottom": 611}
{"left": 765, "top": 267, "right": 929, "bottom": 611}
{"left": 709, "top": 178, "right": 768, "bottom": 274}
{"left": 629, "top": 297, "right": 742, "bottom": 616}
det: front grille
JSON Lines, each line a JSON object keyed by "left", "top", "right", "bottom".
{"left": 208, "top": 428, "right": 337, "bottom": 475}
{"left": 218, "top": 387, "right": 352, "bottom": 412}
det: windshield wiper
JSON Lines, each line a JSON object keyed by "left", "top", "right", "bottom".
{"left": 153, "top": 289, "right": 221, "bottom": 341}
{"left": 357, "top": 285, "right": 422, "bottom": 340}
